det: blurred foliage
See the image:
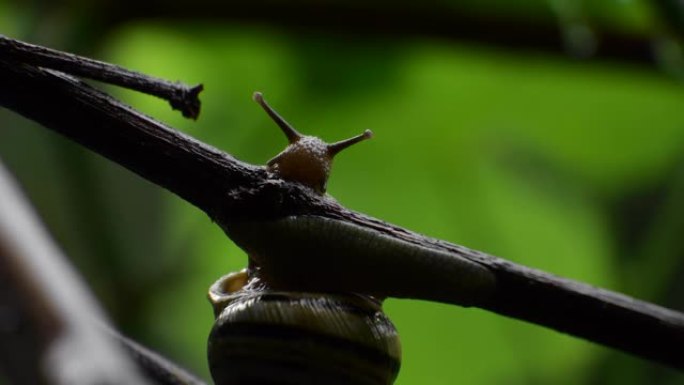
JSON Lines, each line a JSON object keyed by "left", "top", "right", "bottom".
{"left": 1, "top": 0, "right": 684, "bottom": 384}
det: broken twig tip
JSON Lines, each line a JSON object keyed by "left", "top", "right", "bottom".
{"left": 253, "top": 91, "right": 264, "bottom": 103}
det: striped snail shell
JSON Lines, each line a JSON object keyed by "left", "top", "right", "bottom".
{"left": 207, "top": 270, "right": 402, "bottom": 385}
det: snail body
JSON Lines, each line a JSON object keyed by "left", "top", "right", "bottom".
{"left": 207, "top": 271, "right": 401, "bottom": 385}
{"left": 220, "top": 215, "right": 496, "bottom": 307}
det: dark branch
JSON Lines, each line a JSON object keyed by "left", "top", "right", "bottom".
{"left": 0, "top": 34, "right": 203, "bottom": 119}
{"left": 362, "top": 218, "right": 684, "bottom": 369}
{"left": 1, "top": 57, "right": 683, "bottom": 370}
{"left": 99, "top": 1, "right": 658, "bottom": 68}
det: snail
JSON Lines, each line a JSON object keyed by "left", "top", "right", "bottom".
{"left": 207, "top": 94, "right": 401, "bottom": 384}
{"left": 208, "top": 93, "right": 495, "bottom": 384}
{"left": 207, "top": 270, "right": 401, "bottom": 385}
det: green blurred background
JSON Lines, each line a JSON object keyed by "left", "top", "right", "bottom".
{"left": 1, "top": 0, "right": 683, "bottom": 384}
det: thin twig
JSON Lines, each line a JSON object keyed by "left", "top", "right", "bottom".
{"left": 106, "top": 328, "right": 208, "bottom": 385}
{"left": 0, "top": 56, "right": 683, "bottom": 370}
{"left": 0, "top": 34, "right": 203, "bottom": 119}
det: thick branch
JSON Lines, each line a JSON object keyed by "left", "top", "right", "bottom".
{"left": 1, "top": 58, "right": 683, "bottom": 370}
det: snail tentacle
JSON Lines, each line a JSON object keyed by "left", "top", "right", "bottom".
{"left": 328, "top": 129, "right": 373, "bottom": 156}
{"left": 253, "top": 91, "right": 301, "bottom": 143}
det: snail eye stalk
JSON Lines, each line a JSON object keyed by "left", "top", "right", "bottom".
{"left": 328, "top": 129, "right": 373, "bottom": 156}
{"left": 253, "top": 92, "right": 301, "bottom": 143}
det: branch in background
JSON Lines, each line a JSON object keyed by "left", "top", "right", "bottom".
{"left": 99, "top": 1, "right": 658, "bottom": 67}
{"left": 0, "top": 265, "right": 45, "bottom": 384}
{"left": 0, "top": 35, "right": 203, "bottom": 119}
{"left": 1, "top": 48, "right": 683, "bottom": 370}
{"left": 0, "top": 160, "right": 151, "bottom": 385}
{"left": 0, "top": 157, "right": 208, "bottom": 385}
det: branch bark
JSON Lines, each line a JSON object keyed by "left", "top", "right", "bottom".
{"left": 1, "top": 54, "right": 683, "bottom": 371}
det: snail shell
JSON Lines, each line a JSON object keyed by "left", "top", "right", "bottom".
{"left": 207, "top": 270, "right": 402, "bottom": 385}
